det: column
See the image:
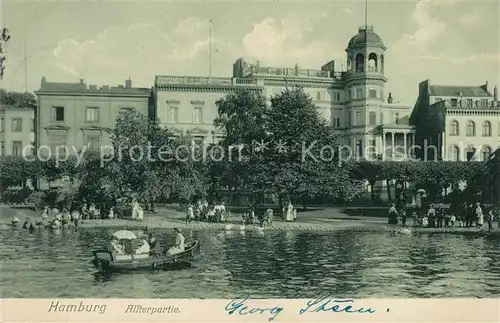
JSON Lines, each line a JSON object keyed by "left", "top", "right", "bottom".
{"left": 403, "top": 133, "right": 407, "bottom": 159}
{"left": 382, "top": 132, "right": 386, "bottom": 159}
{"left": 391, "top": 132, "right": 395, "bottom": 159}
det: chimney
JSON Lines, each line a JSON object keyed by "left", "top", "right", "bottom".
{"left": 41, "top": 77, "right": 46, "bottom": 86}
{"left": 125, "top": 77, "right": 132, "bottom": 88}
{"left": 388, "top": 93, "right": 393, "bottom": 104}
{"left": 80, "top": 79, "right": 84, "bottom": 84}
{"left": 494, "top": 85, "right": 498, "bottom": 101}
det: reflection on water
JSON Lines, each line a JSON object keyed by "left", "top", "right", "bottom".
{"left": 1, "top": 227, "right": 499, "bottom": 298}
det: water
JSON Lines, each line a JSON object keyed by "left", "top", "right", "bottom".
{"left": 1, "top": 227, "right": 500, "bottom": 298}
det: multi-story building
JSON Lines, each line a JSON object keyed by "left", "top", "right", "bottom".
{"left": 0, "top": 105, "right": 35, "bottom": 157}
{"left": 154, "top": 25, "right": 414, "bottom": 159}
{"left": 35, "top": 77, "right": 152, "bottom": 155}
{"left": 410, "top": 80, "right": 499, "bottom": 161}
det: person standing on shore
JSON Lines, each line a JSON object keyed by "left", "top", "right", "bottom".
{"left": 485, "top": 208, "right": 494, "bottom": 232}
{"left": 476, "top": 203, "right": 484, "bottom": 228}
{"left": 388, "top": 204, "right": 399, "bottom": 225}
{"left": 436, "top": 204, "right": 445, "bottom": 228}
{"left": 427, "top": 205, "right": 436, "bottom": 228}
{"left": 186, "top": 204, "right": 194, "bottom": 224}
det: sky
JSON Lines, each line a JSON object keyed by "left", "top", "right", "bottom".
{"left": 1, "top": 0, "right": 499, "bottom": 105}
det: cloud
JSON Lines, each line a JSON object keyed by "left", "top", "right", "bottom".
{"left": 52, "top": 18, "right": 237, "bottom": 84}
{"left": 241, "top": 13, "right": 344, "bottom": 68}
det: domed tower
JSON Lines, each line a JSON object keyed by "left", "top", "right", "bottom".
{"left": 343, "top": 25, "right": 387, "bottom": 158}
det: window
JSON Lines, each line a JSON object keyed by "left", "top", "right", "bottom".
{"left": 449, "top": 120, "right": 459, "bottom": 136}
{"left": 53, "top": 106, "right": 65, "bottom": 121}
{"left": 348, "top": 90, "right": 352, "bottom": 100}
{"left": 12, "top": 141, "right": 22, "bottom": 156}
{"left": 335, "top": 92, "right": 341, "bottom": 101}
{"left": 193, "top": 107, "right": 203, "bottom": 124}
{"left": 169, "top": 106, "right": 178, "bottom": 123}
{"left": 466, "top": 146, "right": 476, "bottom": 161}
{"left": 435, "top": 98, "right": 443, "bottom": 103}
{"left": 86, "top": 107, "right": 99, "bottom": 122}
{"left": 347, "top": 111, "right": 352, "bottom": 126}
{"left": 449, "top": 145, "right": 460, "bottom": 161}
{"left": 380, "top": 113, "right": 384, "bottom": 124}
{"left": 466, "top": 120, "right": 475, "bottom": 136}
{"left": 336, "top": 118, "right": 340, "bottom": 128}
{"left": 451, "top": 99, "right": 458, "bottom": 107}
{"left": 12, "top": 118, "right": 22, "bottom": 132}
{"left": 466, "top": 99, "right": 473, "bottom": 107}
{"left": 355, "top": 88, "right": 363, "bottom": 99}
{"left": 482, "top": 121, "right": 492, "bottom": 136}
{"left": 481, "top": 146, "right": 492, "bottom": 161}
{"left": 30, "top": 119, "right": 35, "bottom": 132}
{"left": 316, "top": 91, "right": 322, "bottom": 101}
{"left": 0, "top": 141, "right": 4, "bottom": 156}
{"left": 369, "top": 89, "right": 377, "bottom": 98}
{"left": 86, "top": 136, "right": 100, "bottom": 151}
{"left": 481, "top": 99, "right": 488, "bottom": 108}
{"left": 0, "top": 118, "right": 4, "bottom": 132}
{"left": 369, "top": 111, "right": 377, "bottom": 125}
{"left": 380, "top": 90, "right": 384, "bottom": 100}
{"left": 48, "top": 131, "right": 67, "bottom": 155}
{"left": 355, "top": 111, "right": 363, "bottom": 126}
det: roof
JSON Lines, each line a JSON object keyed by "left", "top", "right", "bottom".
{"left": 35, "top": 80, "right": 151, "bottom": 97}
{"left": 347, "top": 26, "right": 385, "bottom": 49}
{"left": 429, "top": 85, "right": 491, "bottom": 97}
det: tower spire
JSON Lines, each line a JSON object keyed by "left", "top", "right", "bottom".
{"left": 364, "top": 0, "right": 368, "bottom": 41}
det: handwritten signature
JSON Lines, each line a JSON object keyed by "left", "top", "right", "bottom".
{"left": 225, "top": 296, "right": 283, "bottom": 321}
{"left": 225, "top": 294, "right": 376, "bottom": 321}
{"left": 299, "top": 293, "right": 376, "bottom": 314}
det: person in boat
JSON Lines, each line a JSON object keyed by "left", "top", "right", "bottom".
{"left": 108, "top": 236, "right": 125, "bottom": 255}
{"left": 167, "top": 228, "right": 185, "bottom": 256}
{"left": 22, "top": 219, "right": 30, "bottom": 229}
{"left": 148, "top": 233, "right": 162, "bottom": 256}
{"left": 11, "top": 216, "right": 20, "bottom": 227}
{"left": 29, "top": 222, "right": 36, "bottom": 233}
{"left": 388, "top": 204, "right": 399, "bottom": 225}
{"left": 135, "top": 238, "right": 151, "bottom": 255}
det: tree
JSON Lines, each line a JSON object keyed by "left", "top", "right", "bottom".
{"left": 0, "top": 27, "right": 10, "bottom": 80}
{"left": 212, "top": 87, "right": 361, "bottom": 207}
{"left": 353, "top": 161, "right": 384, "bottom": 201}
{"left": 0, "top": 89, "right": 37, "bottom": 108}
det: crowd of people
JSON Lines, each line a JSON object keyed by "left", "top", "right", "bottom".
{"left": 185, "top": 200, "right": 298, "bottom": 228}
{"left": 388, "top": 190, "right": 499, "bottom": 231}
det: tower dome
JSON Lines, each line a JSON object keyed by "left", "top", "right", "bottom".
{"left": 347, "top": 25, "right": 385, "bottom": 50}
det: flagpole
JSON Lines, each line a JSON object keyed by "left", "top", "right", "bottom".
{"left": 209, "top": 18, "right": 212, "bottom": 82}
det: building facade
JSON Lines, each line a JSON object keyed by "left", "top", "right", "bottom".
{"left": 154, "top": 25, "right": 415, "bottom": 159}
{"left": 35, "top": 77, "right": 151, "bottom": 155}
{"left": 0, "top": 105, "right": 35, "bottom": 157}
{"left": 411, "top": 80, "right": 499, "bottom": 161}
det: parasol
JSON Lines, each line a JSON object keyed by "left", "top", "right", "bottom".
{"left": 417, "top": 189, "right": 426, "bottom": 194}
{"left": 112, "top": 230, "right": 137, "bottom": 240}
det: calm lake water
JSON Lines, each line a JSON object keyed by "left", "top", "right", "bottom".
{"left": 1, "top": 227, "right": 500, "bottom": 298}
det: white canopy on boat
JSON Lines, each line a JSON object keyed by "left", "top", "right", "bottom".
{"left": 112, "top": 230, "right": 137, "bottom": 240}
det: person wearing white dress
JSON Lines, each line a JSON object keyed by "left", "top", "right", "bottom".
{"left": 167, "top": 228, "right": 185, "bottom": 255}
{"left": 135, "top": 239, "right": 150, "bottom": 255}
{"left": 108, "top": 207, "right": 115, "bottom": 219}
{"left": 285, "top": 202, "right": 294, "bottom": 222}
{"left": 476, "top": 203, "right": 484, "bottom": 227}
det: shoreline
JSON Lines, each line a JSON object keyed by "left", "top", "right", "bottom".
{"left": 1, "top": 205, "right": 498, "bottom": 234}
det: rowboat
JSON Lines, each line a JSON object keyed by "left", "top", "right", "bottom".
{"left": 91, "top": 240, "right": 200, "bottom": 273}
